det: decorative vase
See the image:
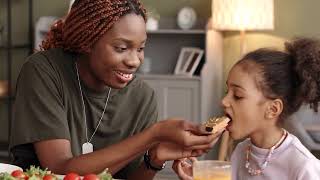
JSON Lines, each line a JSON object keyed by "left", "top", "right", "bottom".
{"left": 146, "top": 17, "right": 159, "bottom": 31}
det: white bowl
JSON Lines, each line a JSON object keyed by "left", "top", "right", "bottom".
{"left": 0, "top": 163, "right": 23, "bottom": 174}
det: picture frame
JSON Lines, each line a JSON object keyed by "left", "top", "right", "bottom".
{"left": 174, "top": 47, "right": 204, "bottom": 76}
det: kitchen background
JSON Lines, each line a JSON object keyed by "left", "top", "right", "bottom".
{"left": 1, "top": 0, "right": 320, "bottom": 171}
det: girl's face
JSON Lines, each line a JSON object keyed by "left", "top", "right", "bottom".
{"left": 84, "top": 13, "right": 147, "bottom": 89}
{"left": 222, "top": 63, "right": 272, "bottom": 140}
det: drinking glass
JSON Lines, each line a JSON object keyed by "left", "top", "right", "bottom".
{"left": 193, "top": 160, "right": 231, "bottom": 180}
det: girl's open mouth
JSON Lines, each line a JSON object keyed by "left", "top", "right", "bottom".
{"left": 225, "top": 113, "right": 233, "bottom": 130}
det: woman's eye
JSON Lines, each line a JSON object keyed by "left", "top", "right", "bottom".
{"left": 115, "top": 47, "right": 127, "bottom": 52}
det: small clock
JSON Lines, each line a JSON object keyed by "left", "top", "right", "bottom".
{"left": 177, "top": 7, "right": 197, "bottom": 30}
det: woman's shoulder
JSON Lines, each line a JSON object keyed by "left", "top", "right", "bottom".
{"left": 21, "top": 48, "right": 75, "bottom": 77}
{"left": 26, "top": 48, "right": 74, "bottom": 66}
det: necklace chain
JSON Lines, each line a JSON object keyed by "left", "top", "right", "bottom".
{"left": 75, "top": 62, "right": 111, "bottom": 143}
{"left": 245, "top": 129, "right": 287, "bottom": 176}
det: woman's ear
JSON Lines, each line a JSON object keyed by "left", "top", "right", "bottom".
{"left": 265, "top": 99, "right": 283, "bottom": 120}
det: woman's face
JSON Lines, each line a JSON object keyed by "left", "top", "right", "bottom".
{"left": 221, "top": 63, "right": 271, "bottom": 140}
{"left": 86, "top": 13, "right": 147, "bottom": 89}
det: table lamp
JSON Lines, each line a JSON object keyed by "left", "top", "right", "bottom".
{"left": 212, "top": 0, "right": 274, "bottom": 54}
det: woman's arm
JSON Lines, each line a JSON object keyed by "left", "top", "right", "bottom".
{"left": 34, "top": 123, "right": 155, "bottom": 175}
{"left": 34, "top": 119, "right": 218, "bottom": 175}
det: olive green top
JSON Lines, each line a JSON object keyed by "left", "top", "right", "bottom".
{"left": 9, "top": 48, "right": 158, "bottom": 179}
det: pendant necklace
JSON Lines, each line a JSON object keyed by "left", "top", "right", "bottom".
{"left": 245, "top": 129, "right": 287, "bottom": 176}
{"left": 75, "top": 62, "right": 111, "bottom": 154}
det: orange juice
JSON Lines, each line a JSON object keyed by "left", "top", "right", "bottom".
{"left": 194, "top": 173, "right": 231, "bottom": 180}
{"left": 193, "top": 160, "right": 231, "bottom": 180}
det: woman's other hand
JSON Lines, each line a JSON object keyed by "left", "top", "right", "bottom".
{"left": 172, "top": 157, "right": 196, "bottom": 180}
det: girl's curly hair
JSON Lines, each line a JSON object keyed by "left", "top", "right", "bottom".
{"left": 238, "top": 38, "right": 320, "bottom": 121}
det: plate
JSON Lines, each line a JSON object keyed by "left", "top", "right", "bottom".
{"left": 0, "top": 163, "right": 23, "bottom": 173}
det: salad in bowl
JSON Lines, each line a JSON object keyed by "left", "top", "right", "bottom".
{"left": 0, "top": 165, "right": 112, "bottom": 180}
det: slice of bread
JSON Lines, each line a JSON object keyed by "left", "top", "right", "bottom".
{"left": 205, "top": 116, "right": 230, "bottom": 133}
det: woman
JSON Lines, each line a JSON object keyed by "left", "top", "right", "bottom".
{"left": 9, "top": 0, "right": 220, "bottom": 179}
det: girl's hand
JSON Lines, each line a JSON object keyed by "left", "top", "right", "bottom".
{"left": 148, "top": 142, "right": 206, "bottom": 164}
{"left": 172, "top": 157, "right": 197, "bottom": 180}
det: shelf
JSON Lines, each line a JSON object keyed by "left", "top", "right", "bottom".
{"left": 137, "top": 74, "right": 201, "bottom": 80}
{"left": 0, "top": 96, "right": 15, "bottom": 101}
{"left": 147, "top": 29, "right": 206, "bottom": 34}
{"left": 0, "top": 44, "right": 31, "bottom": 49}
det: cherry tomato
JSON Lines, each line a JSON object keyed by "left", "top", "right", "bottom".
{"left": 63, "top": 172, "right": 81, "bottom": 180}
{"left": 11, "top": 170, "right": 28, "bottom": 180}
{"left": 83, "top": 174, "right": 100, "bottom": 180}
{"left": 43, "top": 174, "right": 57, "bottom": 180}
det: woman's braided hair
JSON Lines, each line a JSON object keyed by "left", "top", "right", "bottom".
{"left": 40, "top": 0, "right": 146, "bottom": 53}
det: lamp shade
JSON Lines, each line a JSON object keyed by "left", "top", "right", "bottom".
{"left": 212, "top": 0, "right": 274, "bottom": 31}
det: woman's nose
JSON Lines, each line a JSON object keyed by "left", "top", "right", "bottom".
{"left": 125, "top": 51, "right": 141, "bottom": 69}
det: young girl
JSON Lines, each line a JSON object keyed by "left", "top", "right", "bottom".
{"left": 173, "top": 38, "right": 320, "bottom": 179}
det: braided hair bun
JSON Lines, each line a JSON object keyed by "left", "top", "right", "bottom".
{"left": 40, "top": 0, "right": 146, "bottom": 53}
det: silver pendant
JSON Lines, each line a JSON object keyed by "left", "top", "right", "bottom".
{"left": 82, "top": 142, "right": 93, "bottom": 154}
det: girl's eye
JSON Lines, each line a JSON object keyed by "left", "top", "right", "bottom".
{"left": 137, "top": 47, "right": 145, "bottom": 52}
{"left": 233, "top": 95, "right": 243, "bottom": 100}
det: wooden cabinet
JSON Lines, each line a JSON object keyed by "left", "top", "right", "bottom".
{"left": 140, "top": 74, "right": 201, "bottom": 122}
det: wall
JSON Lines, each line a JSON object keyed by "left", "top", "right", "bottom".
{"left": 223, "top": 0, "right": 320, "bottom": 80}
{"left": 1, "top": 0, "right": 212, "bottom": 83}
{"left": 6, "top": 0, "right": 211, "bottom": 45}
{"left": 4, "top": 0, "right": 320, "bottom": 94}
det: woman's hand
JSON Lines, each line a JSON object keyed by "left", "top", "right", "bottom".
{"left": 151, "top": 119, "right": 223, "bottom": 148}
{"left": 172, "top": 157, "right": 197, "bottom": 180}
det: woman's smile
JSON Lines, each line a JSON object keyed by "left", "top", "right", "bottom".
{"left": 114, "top": 70, "right": 134, "bottom": 83}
